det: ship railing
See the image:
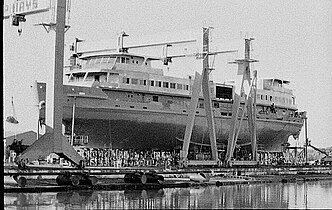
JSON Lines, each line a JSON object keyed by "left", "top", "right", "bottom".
{"left": 256, "top": 109, "right": 305, "bottom": 123}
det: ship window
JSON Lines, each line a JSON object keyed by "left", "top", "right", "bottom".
{"left": 270, "top": 96, "right": 273, "bottom": 101}
{"left": 261, "top": 95, "right": 263, "bottom": 100}
{"left": 131, "top": 79, "right": 138, "bottom": 85}
{"left": 184, "top": 85, "right": 189, "bottom": 90}
{"left": 132, "top": 60, "right": 135, "bottom": 64}
{"left": 115, "top": 105, "right": 120, "bottom": 107}
{"left": 170, "top": 83, "right": 176, "bottom": 89}
{"left": 94, "top": 75, "right": 100, "bottom": 82}
{"left": 150, "top": 80, "right": 154, "bottom": 86}
{"left": 292, "top": 97, "right": 295, "bottom": 105}
{"left": 152, "top": 96, "right": 158, "bottom": 102}
{"left": 221, "top": 112, "right": 228, "bottom": 116}
{"left": 95, "top": 58, "right": 101, "bottom": 64}
{"left": 130, "top": 106, "right": 134, "bottom": 108}
{"left": 116, "top": 57, "right": 120, "bottom": 63}
{"left": 216, "top": 86, "right": 232, "bottom": 100}
{"left": 156, "top": 81, "right": 162, "bottom": 87}
{"left": 199, "top": 103, "right": 204, "bottom": 108}
{"left": 101, "top": 57, "right": 107, "bottom": 63}
{"left": 145, "top": 62, "right": 148, "bottom": 65}
{"left": 121, "top": 57, "right": 125, "bottom": 63}
{"left": 139, "top": 80, "right": 146, "bottom": 85}
{"left": 213, "top": 102, "right": 220, "bottom": 108}
{"left": 143, "top": 107, "right": 147, "bottom": 109}
{"left": 177, "top": 84, "right": 182, "bottom": 89}
{"left": 163, "top": 82, "right": 169, "bottom": 88}
{"left": 123, "top": 77, "right": 130, "bottom": 84}
{"left": 136, "top": 61, "right": 139, "bottom": 64}
{"left": 265, "top": 95, "right": 268, "bottom": 100}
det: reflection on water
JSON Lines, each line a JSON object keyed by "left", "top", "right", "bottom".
{"left": 4, "top": 181, "right": 332, "bottom": 209}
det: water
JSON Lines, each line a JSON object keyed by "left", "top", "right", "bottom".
{"left": 4, "top": 180, "right": 332, "bottom": 209}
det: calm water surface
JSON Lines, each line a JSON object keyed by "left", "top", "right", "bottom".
{"left": 4, "top": 180, "right": 332, "bottom": 209}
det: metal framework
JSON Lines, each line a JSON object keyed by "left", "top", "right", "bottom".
{"left": 224, "top": 38, "right": 259, "bottom": 167}
{"left": 17, "top": 0, "right": 83, "bottom": 167}
{"left": 179, "top": 27, "right": 236, "bottom": 167}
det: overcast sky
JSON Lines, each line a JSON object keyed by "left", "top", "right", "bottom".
{"left": 3, "top": 0, "right": 332, "bottom": 148}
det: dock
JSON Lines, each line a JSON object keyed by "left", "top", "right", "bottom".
{"left": 4, "top": 164, "right": 332, "bottom": 193}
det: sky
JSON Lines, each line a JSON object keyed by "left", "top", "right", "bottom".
{"left": 3, "top": 0, "right": 332, "bottom": 148}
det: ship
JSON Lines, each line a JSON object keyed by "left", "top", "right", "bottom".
{"left": 60, "top": 30, "right": 306, "bottom": 154}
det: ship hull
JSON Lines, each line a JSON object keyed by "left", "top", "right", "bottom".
{"left": 63, "top": 105, "right": 303, "bottom": 152}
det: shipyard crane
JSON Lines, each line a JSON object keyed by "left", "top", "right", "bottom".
{"left": 16, "top": 0, "right": 85, "bottom": 168}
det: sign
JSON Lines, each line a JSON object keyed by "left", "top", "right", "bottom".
{"left": 3, "top": 0, "right": 50, "bottom": 19}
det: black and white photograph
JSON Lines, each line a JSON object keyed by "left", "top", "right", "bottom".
{"left": 3, "top": 0, "right": 332, "bottom": 209}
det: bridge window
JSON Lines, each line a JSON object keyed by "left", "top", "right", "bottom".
{"left": 150, "top": 80, "right": 154, "bottom": 86}
{"left": 184, "top": 85, "right": 189, "bottom": 90}
{"left": 177, "top": 84, "right": 182, "bottom": 89}
{"left": 170, "top": 83, "right": 176, "bottom": 89}
{"left": 163, "top": 82, "right": 169, "bottom": 88}
{"left": 139, "top": 80, "right": 147, "bottom": 86}
{"left": 123, "top": 77, "right": 130, "bottom": 84}
{"left": 95, "top": 58, "right": 101, "bottom": 64}
{"left": 101, "top": 57, "right": 109, "bottom": 63}
{"left": 131, "top": 79, "right": 138, "bottom": 85}
{"left": 270, "top": 96, "right": 273, "bottom": 101}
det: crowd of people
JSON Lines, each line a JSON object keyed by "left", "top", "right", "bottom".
{"left": 75, "top": 148, "right": 180, "bottom": 168}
